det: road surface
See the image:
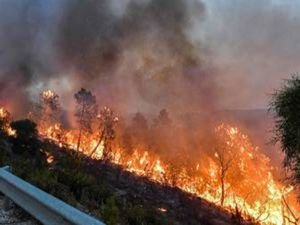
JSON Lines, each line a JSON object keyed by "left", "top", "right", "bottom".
{"left": 0, "top": 194, "right": 39, "bottom": 225}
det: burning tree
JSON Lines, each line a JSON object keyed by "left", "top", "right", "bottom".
{"left": 132, "top": 112, "right": 149, "bottom": 136}
{"left": 214, "top": 144, "right": 235, "bottom": 207}
{"left": 214, "top": 126, "right": 243, "bottom": 207}
{"left": 122, "top": 112, "right": 149, "bottom": 152}
{"left": 0, "top": 107, "right": 11, "bottom": 136}
{"left": 151, "top": 109, "right": 173, "bottom": 155}
{"left": 74, "top": 88, "right": 97, "bottom": 151}
{"left": 39, "top": 90, "right": 61, "bottom": 128}
{"left": 89, "top": 106, "right": 118, "bottom": 159}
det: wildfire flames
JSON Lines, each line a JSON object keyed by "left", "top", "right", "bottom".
{"left": 0, "top": 108, "right": 15, "bottom": 136}
{"left": 0, "top": 94, "right": 299, "bottom": 225}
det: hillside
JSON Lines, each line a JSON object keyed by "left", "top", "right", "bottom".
{"left": 0, "top": 134, "right": 256, "bottom": 225}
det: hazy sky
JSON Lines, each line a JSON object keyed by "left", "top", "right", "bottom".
{"left": 198, "top": 0, "right": 300, "bottom": 109}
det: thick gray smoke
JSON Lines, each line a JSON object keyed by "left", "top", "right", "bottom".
{"left": 0, "top": 0, "right": 215, "bottom": 116}
{"left": 55, "top": 0, "right": 214, "bottom": 114}
{"left": 1, "top": 0, "right": 300, "bottom": 117}
{"left": 0, "top": 0, "right": 61, "bottom": 115}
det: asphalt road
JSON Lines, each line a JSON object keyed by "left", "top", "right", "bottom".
{"left": 0, "top": 195, "right": 39, "bottom": 225}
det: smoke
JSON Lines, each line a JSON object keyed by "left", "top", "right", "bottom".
{"left": 1, "top": 0, "right": 300, "bottom": 117}
{"left": 55, "top": 0, "right": 214, "bottom": 114}
{"left": 0, "top": 0, "right": 216, "bottom": 117}
{"left": 0, "top": 0, "right": 61, "bottom": 115}
{"left": 200, "top": 0, "right": 300, "bottom": 109}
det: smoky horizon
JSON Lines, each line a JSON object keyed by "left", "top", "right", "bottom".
{"left": 0, "top": 0, "right": 300, "bottom": 116}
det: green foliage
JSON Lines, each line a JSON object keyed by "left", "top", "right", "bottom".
{"left": 270, "top": 74, "right": 300, "bottom": 190}
{"left": 26, "top": 169, "right": 77, "bottom": 204}
{"left": 0, "top": 143, "right": 10, "bottom": 165}
{"left": 125, "top": 205, "right": 149, "bottom": 225}
{"left": 56, "top": 153, "right": 84, "bottom": 170}
{"left": 10, "top": 119, "right": 42, "bottom": 156}
{"left": 81, "top": 184, "right": 113, "bottom": 208}
{"left": 13, "top": 157, "right": 38, "bottom": 178}
{"left": 27, "top": 169, "right": 57, "bottom": 191}
{"left": 125, "top": 205, "right": 165, "bottom": 225}
{"left": 101, "top": 196, "right": 120, "bottom": 225}
{"left": 11, "top": 119, "right": 38, "bottom": 139}
{"left": 56, "top": 169, "right": 95, "bottom": 200}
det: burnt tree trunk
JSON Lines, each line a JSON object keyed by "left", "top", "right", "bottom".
{"left": 220, "top": 169, "right": 225, "bottom": 206}
{"left": 76, "top": 105, "right": 85, "bottom": 152}
{"left": 89, "top": 131, "right": 104, "bottom": 157}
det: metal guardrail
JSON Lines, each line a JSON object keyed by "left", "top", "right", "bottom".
{"left": 0, "top": 166, "right": 105, "bottom": 225}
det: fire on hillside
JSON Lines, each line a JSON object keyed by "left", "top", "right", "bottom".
{"left": 0, "top": 89, "right": 299, "bottom": 225}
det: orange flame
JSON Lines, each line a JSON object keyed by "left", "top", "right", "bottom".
{"left": 1, "top": 104, "right": 298, "bottom": 225}
{"left": 0, "top": 107, "right": 15, "bottom": 136}
{"left": 38, "top": 122, "right": 299, "bottom": 225}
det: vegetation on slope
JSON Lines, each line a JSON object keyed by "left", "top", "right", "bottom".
{"left": 0, "top": 119, "right": 252, "bottom": 225}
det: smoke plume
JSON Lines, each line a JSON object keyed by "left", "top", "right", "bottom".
{"left": 0, "top": 0, "right": 217, "bottom": 117}
{"left": 55, "top": 0, "right": 214, "bottom": 114}
{"left": 1, "top": 0, "right": 300, "bottom": 116}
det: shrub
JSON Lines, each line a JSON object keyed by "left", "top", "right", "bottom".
{"left": 125, "top": 205, "right": 165, "bottom": 225}
{"left": 56, "top": 168, "right": 95, "bottom": 200}
{"left": 81, "top": 184, "right": 113, "bottom": 208}
{"left": 101, "top": 196, "right": 120, "bottom": 225}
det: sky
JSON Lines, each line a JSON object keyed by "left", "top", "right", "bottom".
{"left": 198, "top": 0, "right": 300, "bottom": 109}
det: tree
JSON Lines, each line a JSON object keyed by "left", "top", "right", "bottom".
{"left": 214, "top": 145, "right": 235, "bottom": 206}
{"left": 126, "top": 112, "right": 149, "bottom": 149}
{"left": 74, "top": 88, "right": 97, "bottom": 151}
{"left": 153, "top": 109, "right": 171, "bottom": 128}
{"left": 270, "top": 74, "right": 300, "bottom": 194}
{"left": 151, "top": 109, "right": 172, "bottom": 156}
{"left": 214, "top": 125, "right": 238, "bottom": 207}
{"left": 0, "top": 108, "right": 11, "bottom": 136}
{"left": 10, "top": 119, "right": 41, "bottom": 156}
{"left": 39, "top": 90, "right": 61, "bottom": 127}
{"left": 89, "top": 106, "right": 118, "bottom": 159}
{"left": 132, "top": 112, "right": 148, "bottom": 131}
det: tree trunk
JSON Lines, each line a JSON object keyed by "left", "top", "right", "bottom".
{"left": 76, "top": 127, "right": 82, "bottom": 152}
{"left": 220, "top": 172, "right": 225, "bottom": 206}
{"left": 89, "top": 131, "right": 104, "bottom": 157}
{"left": 102, "top": 141, "right": 111, "bottom": 160}
{"left": 76, "top": 105, "right": 85, "bottom": 152}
